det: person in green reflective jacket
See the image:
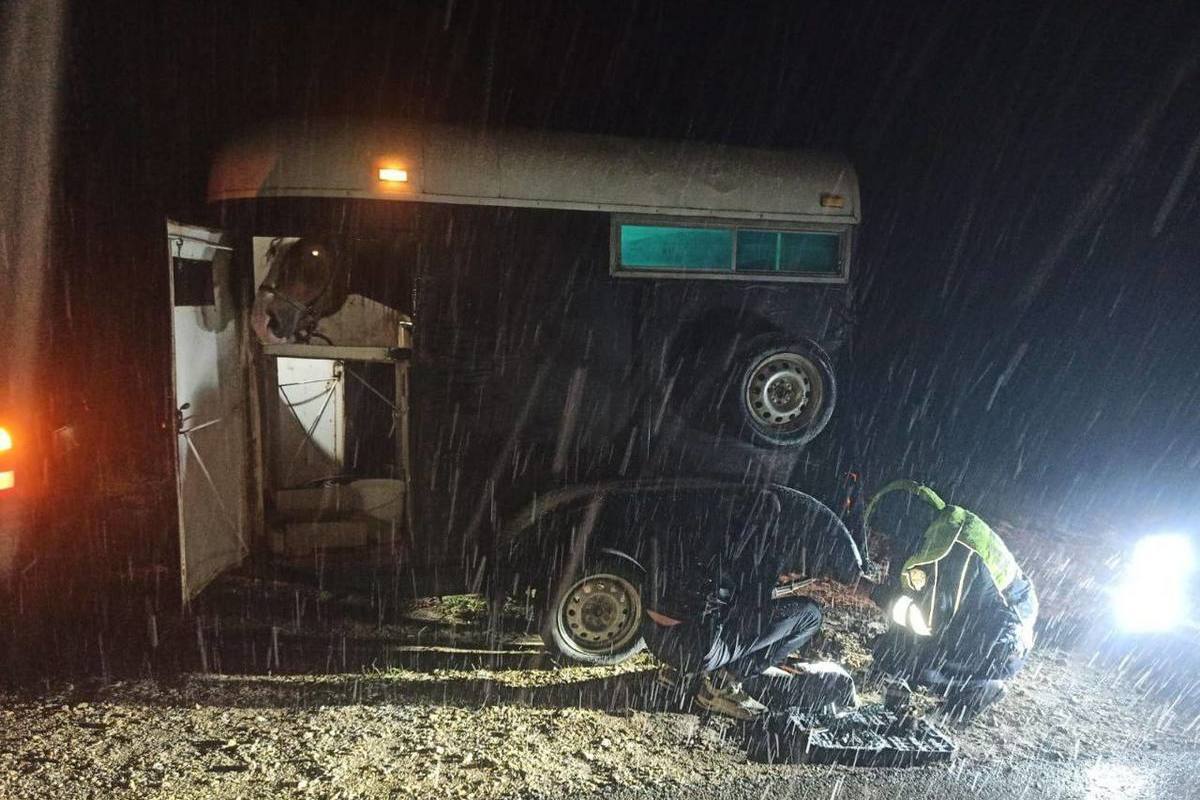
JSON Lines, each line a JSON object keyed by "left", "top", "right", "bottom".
{"left": 862, "top": 479, "right": 1039, "bottom": 722}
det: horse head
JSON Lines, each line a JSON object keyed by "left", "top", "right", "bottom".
{"left": 252, "top": 238, "right": 349, "bottom": 343}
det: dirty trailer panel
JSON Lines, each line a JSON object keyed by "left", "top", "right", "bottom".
{"left": 407, "top": 204, "right": 851, "bottom": 583}
{"left": 199, "top": 124, "right": 862, "bottom": 653}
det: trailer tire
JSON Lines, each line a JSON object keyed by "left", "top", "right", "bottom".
{"left": 541, "top": 556, "right": 646, "bottom": 666}
{"left": 733, "top": 336, "right": 836, "bottom": 448}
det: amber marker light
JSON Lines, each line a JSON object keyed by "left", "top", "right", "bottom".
{"left": 0, "top": 426, "right": 14, "bottom": 490}
{"left": 819, "top": 193, "right": 846, "bottom": 209}
{"left": 378, "top": 167, "right": 409, "bottom": 183}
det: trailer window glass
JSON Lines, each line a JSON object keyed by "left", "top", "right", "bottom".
{"left": 614, "top": 220, "right": 845, "bottom": 280}
{"left": 735, "top": 230, "right": 840, "bottom": 274}
{"left": 619, "top": 225, "right": 733, "bottom": 271}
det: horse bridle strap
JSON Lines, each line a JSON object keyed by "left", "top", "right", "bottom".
{"left": 261, "top": 238, "right": 339, "bottom": 334}
{"left": 261, "top": 282, "right": 321, "bottom": 317}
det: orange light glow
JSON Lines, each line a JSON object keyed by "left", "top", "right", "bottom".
{"left": 0, "top": 471, "right": 12, "bottom": 491}
{"left": 819, "top": 193, "right": 846, "bottom": 209}
{"left": 0, "top": 426, "right": 11, "bottom": 452}
{"left": 378, "top": 167, "right": 409, "bottom": 183}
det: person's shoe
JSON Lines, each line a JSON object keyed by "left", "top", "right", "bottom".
{"left": 759, "top": 666, "right": 793, "bottom": 679}
{"left": 694, "top": 670, "right": 768, "bottom": 720}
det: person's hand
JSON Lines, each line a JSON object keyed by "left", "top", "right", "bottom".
{"left": 861, "top": 558, "right": 886, "bottom": 585}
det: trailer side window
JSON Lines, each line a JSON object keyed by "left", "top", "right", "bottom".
{"left": 613, "top": 218, "right": 847, "bottom": 282}
{"left": 619, "top": 225, "right": 734, "bottom": 272}
{"left": 734, "top": 230, "right": 840, "bottom": 275}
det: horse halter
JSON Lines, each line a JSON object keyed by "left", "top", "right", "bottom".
{"left": 260, "top": 239, "right": 338, "bottom": 341}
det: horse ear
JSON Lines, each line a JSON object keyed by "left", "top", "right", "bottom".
{"left": 258, "top": 237, "right": 285, "bottom": 291}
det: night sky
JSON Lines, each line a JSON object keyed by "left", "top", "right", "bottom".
{"left": 59, "top": 0, "right": 1200, "bottom": 531}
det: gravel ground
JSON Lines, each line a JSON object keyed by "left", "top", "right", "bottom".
{"left": 3, "top": 514, "right": 1198, "bottom": 799}
{"left": 2, "top": 611, "right": 1197, "bottom": 800}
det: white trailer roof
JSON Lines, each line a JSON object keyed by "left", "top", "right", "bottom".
{"left": 208, "top": 122, "right": 860, "bottom": 225}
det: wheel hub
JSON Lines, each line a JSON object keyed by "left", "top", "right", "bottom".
{"left": 562, "top": 574, "right": 641, "bottom": 650}
{"left": 747, "top": 355, "right": 816, "bottom": 428}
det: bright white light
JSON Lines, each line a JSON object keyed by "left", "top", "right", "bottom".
{"left": 1113, "top": 534, "right": 1195, "bottom": 633}
{"left": 1135, "top": 533, "right": 1195, "bottom": 574}
{"left": 907, "top": 604, "right": 932, "bottom": 636}
{"left": 1114, "top": 589, "right": 1186, "bottom": 633}
{"left": 890, "top": 595, "right": 913, "bottom": 626}
{"left": 888, "top": 595, "right": 932, "bottom": 636}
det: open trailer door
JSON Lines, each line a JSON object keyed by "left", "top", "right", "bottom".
{"left": 166, "top": 220, "right": 251, "bottom": 603}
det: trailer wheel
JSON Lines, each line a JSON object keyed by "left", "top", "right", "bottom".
{"left": 736, "top": 337, "right": 836, "bottom": 447}
{"left": 542, "top": 557, "right": 646, "bottom": 665}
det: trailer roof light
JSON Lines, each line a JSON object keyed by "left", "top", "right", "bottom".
{"left": 820, "top": 193, "right": 845, "bottom": 209}
{"left": 0, "top": 471, "right": 12, "bottom": 491}
{"left": 378, "top": 167, "right": 408, "bottom": 183}
{"left": 0, "top": 427, "right": 11, "bottom": 452}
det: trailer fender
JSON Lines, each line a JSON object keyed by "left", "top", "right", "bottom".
{"left": 595, "top": 546, "right": 646, "bottom": 575}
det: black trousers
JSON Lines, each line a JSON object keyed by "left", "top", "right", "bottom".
{"left": 872, "top": 613, "right": 1029, "bottom": 696}
{"left": 873, "top": 573, "right": 1037, "bottom": 696}
{"left": 872, "top": 627, "right": 1026, "bottom": 693}
{"left": 643, "top": 597, "right": 823, "bottom": 682}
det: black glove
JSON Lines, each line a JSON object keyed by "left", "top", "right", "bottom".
{"left": 869, "top": 581, "right": 895, "bottom": 610}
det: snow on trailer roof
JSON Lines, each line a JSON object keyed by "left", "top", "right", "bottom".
{"left": 207, "top": 122, "right": 860, "bottom": 225}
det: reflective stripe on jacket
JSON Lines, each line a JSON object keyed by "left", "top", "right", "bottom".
{"left": 865, "top": 479, "right": 1031, "bottom": 640}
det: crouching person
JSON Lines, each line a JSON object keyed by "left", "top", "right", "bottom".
{"left": 641, "top": 488, "right": 866, "bottom": 720}
{"left": 863, "top": 479, "right": 1038, "bottom": 722}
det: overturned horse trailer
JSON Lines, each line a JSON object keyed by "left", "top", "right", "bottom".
{"left": 169, "top": 122, "right": 861, "bottom": 663}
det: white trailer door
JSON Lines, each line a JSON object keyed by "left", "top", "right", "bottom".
{"left": 167, "top": 220, "right": 250, "bottom": 602}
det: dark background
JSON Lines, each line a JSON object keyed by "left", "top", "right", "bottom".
{"left": 56, "top": 0, "right": 1200, "bottom": 539}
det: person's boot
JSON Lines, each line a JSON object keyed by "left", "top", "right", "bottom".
{"left": 942, "top": 681, "right": 1006, "bottom": 724}
{"left": 694, "top": 669, "right": 768, "bottom": 720}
